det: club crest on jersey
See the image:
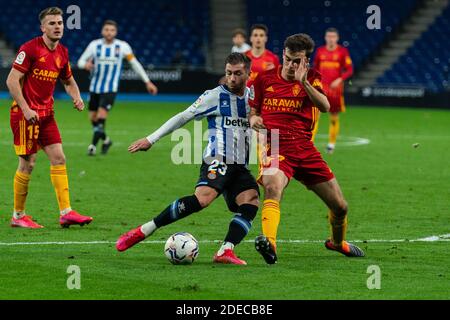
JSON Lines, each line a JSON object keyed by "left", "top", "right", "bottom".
{"left": 207, "top": 171, "right": 217, "bottom": 180}
{"left": 27, "top": 140, "right": 33, "bottom": 151}
{"left": 292, "top": 84, "right": 301, "bottom": 96}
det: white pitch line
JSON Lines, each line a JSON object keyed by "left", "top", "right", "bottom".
{"left": 314, "top": 134, "right": 370, "bottom": 147}
{"left": 0, "top": 235, "right": 449, "bottom": 246}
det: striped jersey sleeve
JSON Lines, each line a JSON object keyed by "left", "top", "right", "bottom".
{"left": 186, "top": 90, "right": 219, "bottom": 120}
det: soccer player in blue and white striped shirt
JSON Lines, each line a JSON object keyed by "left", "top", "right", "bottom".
{"left": 77, "top": 20, "right": 158, "bottom": 155}
{"left": 116, "top": 53, "right": 260, "bottom": 265}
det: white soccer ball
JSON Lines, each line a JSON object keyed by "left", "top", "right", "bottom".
{"left": 164, "top": 232, "right": 199, "bottom": 265}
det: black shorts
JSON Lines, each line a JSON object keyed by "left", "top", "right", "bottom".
{"left": 88, "top": 93, "right": 117, "bottom": 112}
{"left": 196, "top": 160, "right": 259, "bottom": 212}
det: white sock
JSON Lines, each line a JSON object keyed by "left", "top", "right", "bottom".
{"left": 327, "top": 143, "right": 335, "bottom": 149}
{"left": 60, "top": 208, "right": 72, "bottom": 215}
{"left": 13, "top": 211, "right": 25, "bottom": 219}
{"left": 140, "top": 220, "right": 157, "bottom": 237}
{"left": 217, "top": 242, "right": 234, "bottom": 256}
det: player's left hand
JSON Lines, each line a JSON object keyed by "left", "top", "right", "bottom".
{"left": 330, "top": 77, "right": 343, "bottom": 89}
{"left": 73, "top": 98, "right": 84, "bottom": 111}
{"left": 128, "top": 138, "right": 152, "bottom": 153}
{"left": 294, "top": 57, "right": 309, "bottom": 84}
{"left": 146, "top": 82, "right": 158, "bottom": 95}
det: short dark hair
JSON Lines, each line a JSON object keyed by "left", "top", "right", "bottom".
{"left": 225, "top": 52, "right": 252, "bottom": 71}
{"left": 103, "top": 20, "right": 118, "bottom": 28}
{"left": 232, "top": 28, "right": 247, "bottom": 38}
{"left": 39, "top": 7, "right": 63, "bottom": 23}
{"left": 325, "top": 27, "right": 339, "bottom": 35}
{"left": 284, "top": 33, "right": 315, "bottom": 57}
{"left": 250, "top": 24, "right": 268, "bottom": 36}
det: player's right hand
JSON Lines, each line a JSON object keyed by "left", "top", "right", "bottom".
{"left": 23, "top": 108, "right": 39, "bottom": 124}
{"left": 128, "top": 138, "right": 152, "bottom": 153}
{"left": 85, "top": 59, "right": 94, "bottom": 72}
{"left": 250, "top": 115, "right": 265, "bottom": 131}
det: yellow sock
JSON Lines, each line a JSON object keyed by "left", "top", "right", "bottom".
{"left": 329, "top": 114, "right": 340, "bottom": 145}
{"left": 50, "top": 165, "right": 71, "bottom": 211}
{"left": 261, "top": 199, "right": 281, "bottom": 249}
{"left": 328, "top": 211, "right": 347, "bottom": 246}
{"left": 14, "top": 171, "right": 30, "bottom": 212}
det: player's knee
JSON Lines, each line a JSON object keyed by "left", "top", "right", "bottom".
{"left": 264, "top": 183, "right": 283, "bottom": 200}
{"left": 89, "top": 114, "right": 97, "bottom": 122}
{"left": 195, "top": 192, "right": 215, "bottom": 208}
{"left": 50, "top": 154, "right": 66, "bottom": 166}
{"left": 237, "top": 190, "right": 260, "bottom": 207}
{"left": 18, "top": 156, "right": 36, "bottom": 174}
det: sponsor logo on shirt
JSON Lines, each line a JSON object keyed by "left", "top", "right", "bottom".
{"left": 263, "top": 98, "right": 302, "bottom": 111}
{"left": 224, "top": 117, "right": 250, "bottom": 128}
{"left": 32, "top": 68, "right": 60, "bottom": 82}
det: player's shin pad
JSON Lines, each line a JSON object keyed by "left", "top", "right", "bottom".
{"left": 50, "top": 165, "right": 71, "bottom": 211}
{"left": 14, "top": 171, "right": 31, "bottom": 212}
{"left": 224, "top": 204, "right": 258, "bottom": 245}
{"left": 328, "top": 210, "right": 347, "bottom": 246}
{"left": 261, "top": 199, "right": 280, "bottom": 248}
{"left": 153, "top": 195, "right": 202, "bottom": 228}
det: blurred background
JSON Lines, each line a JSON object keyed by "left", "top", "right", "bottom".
{"left": 0, "top": 0, "right": 448, "bottom": 107}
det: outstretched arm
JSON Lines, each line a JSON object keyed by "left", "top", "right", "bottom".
{"left": 128, "top": 108, "right": 195, "bottom": 153}
{"left": 61, "top": 76, "right": 84, "bottom": 111}
{"left": 128, "top": 57, "right": 158, "bottom": 95}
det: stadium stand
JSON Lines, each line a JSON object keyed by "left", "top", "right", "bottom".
{"left": 0, "top": 0, "right": 210, "bottom": 68}
{"left": 0, "top": 0, "right": 448, "bottom": 93}
{"left": 247, "top": 0, "right": 420, "bottom": 70}
{"left": 377, "top": 4, "right": 450, "bottom": 92}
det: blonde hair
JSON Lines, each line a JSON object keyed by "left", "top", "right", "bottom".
{"left": 39, "top": 7, "right": 63, "bottom": 23}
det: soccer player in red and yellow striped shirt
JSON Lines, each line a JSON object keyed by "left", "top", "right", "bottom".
{"left": 313, "top": 28, "right": 353, "bottom": 153}
{"left": 249, "top": 34, "right": 364, "bottom": 263}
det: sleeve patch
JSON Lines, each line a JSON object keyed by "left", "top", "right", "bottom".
{"left": 249, "top": 85, "right": 255, "bottom": 100}
{"left": 15, "top": 51, "right": 26, "bottom": 65}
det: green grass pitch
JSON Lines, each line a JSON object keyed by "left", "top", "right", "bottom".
{"left": 0, "top": 98, "right": 449, "bottom": 299}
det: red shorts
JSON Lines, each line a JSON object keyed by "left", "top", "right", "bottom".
{"left": 10, "top": 107, "right": 62, "bottom": 156}
{"left": 258, "top": 139, "right": 334, "bottom": 186}
{"left": 324, "top": 86, "right": 345, "bottom": 113}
